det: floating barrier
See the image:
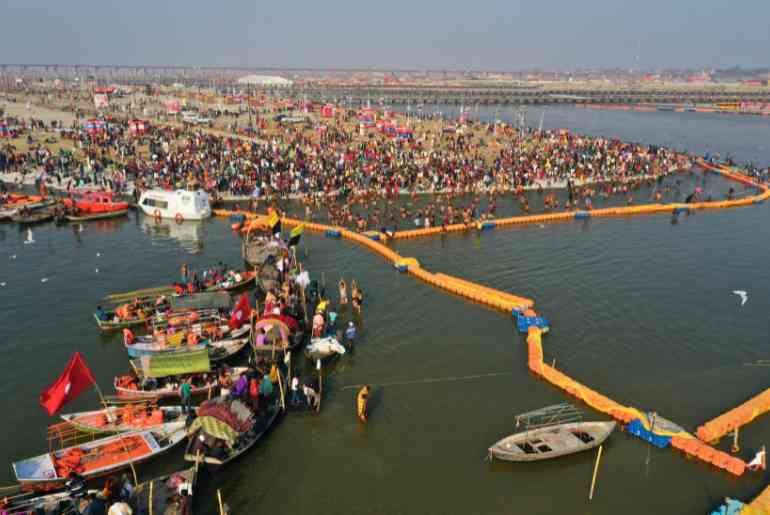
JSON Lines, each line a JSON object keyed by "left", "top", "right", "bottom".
{"left": 696, "top": 388, "right": 770, "bottom": 443}
{"left": 515, "top": 313, "right": 550, "bottom": 333}
{"left": 746, "top": 483, "right": 770, "bottom": 513}
{"left": 626, "top": 419, "right": 671, "bottom": 448}
{"left": 221, "top": 178, "right": 768, "bottom": 482}
{"left": 478, "top": 221, "right": 496, "bottom": 231}
{"left": 394, "top": 257, "right": 420, "bottom": 273}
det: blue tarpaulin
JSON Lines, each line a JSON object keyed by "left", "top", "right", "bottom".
{"left": 709, "top": 498, "right": 744, "bottom": 515}
{"left": 626, "top": 419, "right": 672, "bottom": 449}
{"left": 516, "top": 314, "right": 550, "bottom": 333}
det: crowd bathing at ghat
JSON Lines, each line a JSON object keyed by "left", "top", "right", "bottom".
{"left": 3, "top": 87, "right": 770, "bottom": 514}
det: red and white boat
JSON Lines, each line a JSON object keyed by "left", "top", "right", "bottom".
{"left": 63, "top": 191, "right": 129, "bottom": 215}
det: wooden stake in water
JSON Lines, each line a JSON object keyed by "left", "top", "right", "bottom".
{"left": 588, "top": 445, "right": 604, "bottom": 502}
{"left": 217, "top": 489, "right": 225, "bottom": 515}
{"left": 732, "top": 426, "right": 740, "bottom": 454}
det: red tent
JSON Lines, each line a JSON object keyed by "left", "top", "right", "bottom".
{"left": 128, "top": 119, "right": 149, "bottom": 135}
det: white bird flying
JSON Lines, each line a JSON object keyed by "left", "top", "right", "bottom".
{"left": 40, "top": 278, "right": 48, "bottom": 283}
{"left": 95, "top": 268, "right": 99, "bottom": 274}
{"left": 24, "top": 228, "right": 34, "bottom": 244}
{"left": 96, "top": 252, "right": 101, "bottom": 257}
{"left": 733, "top": 290, "right": 748, "bottom": 306}
{"left": 0, "top": 282, "right": 6, "bottom": 287}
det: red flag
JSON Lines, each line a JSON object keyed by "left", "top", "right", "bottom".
{"left": 39, "top": 353, "right": 96, "bottom": 416}
{"left": 229, "top": 294, "right": 252, "bottom": 330}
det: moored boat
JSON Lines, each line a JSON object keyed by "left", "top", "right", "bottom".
{"left": 138, "top": 189, "right": 211, "bottom": 221}
{"left": 10, "top": 209, "right": 54, "bottom": 225}
{"left": 131, "top": 467, "right": 196, "bottom": 515}
{"left": 488, "top": 403, "right": 616, "bottom": 462}
{"left": 114, "top": 349, "right": 248, "bottom": 400}
{"left": 11, "top": 422, "right": 186, "bottom": 490}
{"left": 126, "top": 324, "right": 251, "bottom": 358}
{"left": 183, "top": 394, "right": 282, "bottom": 467}
{"left": 304, "top": 336, "right": 346, "bottom": 360}
{"left": 60, "top": 404, "right": 185, "bottom": 434}
{"left": 65, "top": 209, "right": 129, "bottom": 222}
{"left": 62, "top": 191, "right": 129, "bottom": 215}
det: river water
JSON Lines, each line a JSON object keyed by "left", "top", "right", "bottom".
{"left": 1, "top": 107, "right": 770, "bottom": 514}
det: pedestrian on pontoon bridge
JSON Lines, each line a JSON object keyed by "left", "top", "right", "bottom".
{"left": 339, "top": 278, "right": 348, "bottom": 305}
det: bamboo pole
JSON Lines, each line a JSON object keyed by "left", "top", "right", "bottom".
{"left": 588, "top": 445, "right": 604, "bottom": 501}
{"left": 217, "top": 489, "right": 225, "bottom": 515}
{"left": 276, "top": 368, "right": 286, "bottom": 411}
{"left": 317, "top": 359, "right": 323, "bottom": 413}
{"left": 732, "top": 426, "right": 740, "bottom": 454}
{"left": 148, "top": 479, "right": 154, "bottom": 515}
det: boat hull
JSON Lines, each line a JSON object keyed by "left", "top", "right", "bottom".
{"left": 488, "top": 421, "right": 616, "bottom": 462}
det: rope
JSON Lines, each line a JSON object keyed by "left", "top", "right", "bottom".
{"left": 342, "top": 371, "right": 512, "bottom": 390}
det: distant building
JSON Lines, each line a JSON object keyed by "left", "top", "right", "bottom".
{"left": 236, "top": 75, "right": 293, "bottom": 87}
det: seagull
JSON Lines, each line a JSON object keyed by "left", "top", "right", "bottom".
{"left": 24, "top": 228, "right": 35, "bottom": 245}
{"left": 96, "top": 252, "right": 101, "bottom": 258}
{"left": 95, "top": 268, "right": 99, "bottom": 274}
{"left": 733, "top": 290, "right": 748, "bottom": 306}
{"left": 0, "top": 282, "right": 6, "bottom": 287}
{"left": 40, "top": 278, "right": 48, "bottom": 283}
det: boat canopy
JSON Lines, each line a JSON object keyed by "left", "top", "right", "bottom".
{"left": 135, "top": 349, "right": 210, "bottom": 378}
{"left": 171, "top": 292, "right": 231, "bottom": 311}
{"left": 515, "top": 402, "right": 582, "bottom": 432}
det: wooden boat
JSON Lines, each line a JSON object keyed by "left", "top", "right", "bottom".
{"left": 12, "top": 422, "right": 187, "bottom": 490}
{"left": 305, "top": 337, "right": 346, "bottom": 360}
{"left": 0, "top": 490, "right": 80, "bottom": 514}
{"left": 208, "top": 336, "right": 250, "bottom": 362}
{"left": 241, "top": 236, "right": 286, "bottom": 290}
{"left": 204, "top": 270, "right": 256, "bottom": 292}
{"left": 252, "top": 315, "right": 306, "bottom": 355}
{"left": 0, "top": 195, "right": 52, "bottom": 221}
{"left": 114, "top": 351, "right": 248, "bottom": 400}
{"left": 488, "top": 403, "right": 615, "bottom": 462}
{"left": 60, "top": 405, "right": 185, "bottom": 434}
{"left": 126, "top": 324, "right": 250, "bottom": 358}
{"left": 10, "top": 209, "right": 54, "bottom": 225}
{"left": 183, "top": 395, "right": 282, "bottom": 467}
{"left": 94, "top": 311, "right": 152, "bottom": 331}
{"left": 65, "top": 209, "right": 128, "bottom": 222}
{"left": 131, "top": 467, "right": 196, "bottom": 515}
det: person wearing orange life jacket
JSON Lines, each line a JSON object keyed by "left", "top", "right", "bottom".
{"left": 122, "top": 328, "right": 135, "bottom": 345}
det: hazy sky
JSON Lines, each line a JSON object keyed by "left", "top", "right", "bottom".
{"left": 1, "top": 0, "right": 767, "bottom": 70}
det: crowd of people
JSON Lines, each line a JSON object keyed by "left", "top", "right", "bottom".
{"left": 3, "top": 93, "right": 769, "bottom": 233}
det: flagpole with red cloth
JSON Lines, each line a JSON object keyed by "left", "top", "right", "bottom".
{"left": 39, "top": 352, "right": 99, "bottom": 416}
{"left": 229, "top": 294, "right": 252, "bottom": 330}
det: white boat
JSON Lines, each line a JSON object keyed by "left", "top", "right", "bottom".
{"left": 487, "top": 403, "right": 616, "bottom": 463}
{"left": 12, "top": 422, "right": 186, "bottom": 490}
{"left": 138, "top": 189, "right": 211, "bottom": 221}
{"left": 305, "top": 337, "right": 346, "bottom": 360}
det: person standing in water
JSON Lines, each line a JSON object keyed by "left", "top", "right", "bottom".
{"left": 339, "top": 278, "right": 348, "bottom": 306}
{"left": 356, "top": 385, "right": 370, "bottom": 423}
